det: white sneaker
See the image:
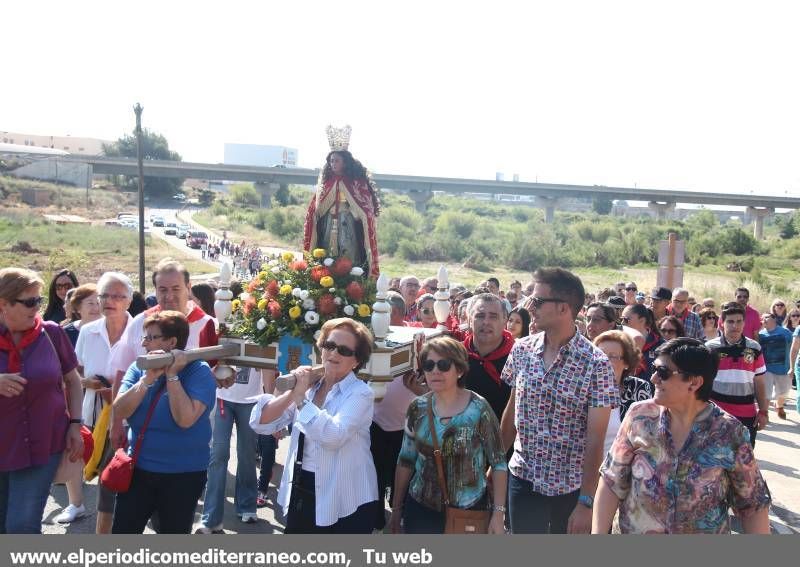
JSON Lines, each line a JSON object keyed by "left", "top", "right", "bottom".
{"left": 54, "top": 504, "right": 86, "bottom": 524}
{"left": 240, "top": 512, "right": 258, "bottom": 524}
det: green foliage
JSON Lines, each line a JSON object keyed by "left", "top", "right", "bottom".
{"left": 229, "top": 184, "right": 259, "bottom": 206}
{"left": 102, "top": 128, "right": 184, "bottom": 198}
{"left": 592, "top": 196, "right": 614, "bottom": 215}
{"left": 196, "top": 188, "right": 215, "bottom": 206}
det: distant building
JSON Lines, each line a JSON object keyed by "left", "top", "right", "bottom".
{"left": 0, "top": 130, "right": 110, "bottom": 155}
{"left": 223, "top": 143, "right": 298, "bottom": 167}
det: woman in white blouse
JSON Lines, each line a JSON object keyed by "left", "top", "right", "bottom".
{"left": 250, "top": 318, "right": 379, "bottom": 533}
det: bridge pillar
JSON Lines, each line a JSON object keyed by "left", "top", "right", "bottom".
{"left": 648, "top": 201, "right": 675, "bottom": 221}
{"left": 746, "top": 206, "right": 774, "bottom": 240}
{"left": 255, "top": 182, "right": 279, "bottom": 209}
{"left": 535, "top": 196, "right": 560, "bottom": 223}
{"left": 408, "top": 190, "right": 433, "bottom": 213}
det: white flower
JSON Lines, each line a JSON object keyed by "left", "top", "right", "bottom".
{"left": 271, "top": 266, "right": 281, "bottom": 273}
{"left": 299, "top": 290, "right": 309, "bottom": 300}
{"left": 239, "top": 292, "right": 251, "bottom": 302}
{"left": 256, "top": 318, "right": 267, "bottom": 331}
{"left": 292, "top": 287, "right": 302, "bottom": 298}
{"left": 304, "top": 311, "right": 320, "bottom": 325}
{"left": 323, "top": 258, "right": 334, "bottom": 267}
{"left": 350, "top": 267, "right": 364, "bottom": 276}
{"left": 302, "top": 298, "right": 316, "bottom": 310}
{"left": 313, "top": 330, "right": 322, "bottom": 340}
{"left": 268, "top": 259, "right": 279, "bottom": 266}
{"left": 333, "top": 296, "right": 342, "bottom": 305}
{"left": 343, "top": 305, "right": 355, "bottom": 316}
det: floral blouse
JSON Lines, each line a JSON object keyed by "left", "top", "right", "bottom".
{"left": 398, "top": 391, "right": 507, "bottom": 512}
{"left": 600, "top": 400, "right": 771, "bottom": 534}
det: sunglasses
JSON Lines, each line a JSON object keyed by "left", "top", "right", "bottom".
{"left": 791, "top": 314, "right": 800, "bottom": 319}
{"left": 422, "top": 359, "right": 454, "bottom": 372}
{"left": 620, "top": 316, "right": 630, "bottom": 324}
{"left": 652, "top": 365, "right": 683, "bottom": 381}
{"left": 529, "top": 296, "right": 565, "bottom": 309}
{"left": 12, "top": 296, "right": 44, "bottom": 308}
{"left": 625, "top": 287, "right": 637, "bottom": 292}
{"left": 321, "top": 340, "right": 356, "bottom": 357}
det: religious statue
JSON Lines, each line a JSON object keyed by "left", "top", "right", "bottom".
{"left": 303, "top": 125, "right": 381, "bottom": 278}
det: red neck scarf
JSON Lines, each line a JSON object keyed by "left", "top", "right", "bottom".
{"left": 0, "top": 316, "right": 43, "bottom": 372}
{"left": 464, "top": 330, "right": 515, "bottom": 385}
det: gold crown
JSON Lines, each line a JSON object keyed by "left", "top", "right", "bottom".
{"left": 326, "top": 124, "right": 351, "bottom": 151}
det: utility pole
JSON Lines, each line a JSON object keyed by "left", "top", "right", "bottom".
{"left": 134, "top": 103, "right": 146, "bottom": 294}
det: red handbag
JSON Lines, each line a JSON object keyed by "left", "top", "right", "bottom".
{"left": 100, "top": 385, "right": 165, "bottom": 493}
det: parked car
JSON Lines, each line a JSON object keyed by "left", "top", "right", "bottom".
{"left": 173, "top": 193, "right": 186, "bottom": 202}
{"left": 164, "top": 222, "right": 178, "bottom": 235}
{"left": 186, "top": 230, "right": 208, "bottom": 249}
{"left": 176, "top": 224, "right": 191, "bottom": 239}
{"left": 152, "top": 216, "right": 165, "bottom": 227}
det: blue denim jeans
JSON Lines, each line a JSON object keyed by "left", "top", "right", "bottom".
{"left": 0, "top": 452, "right": 61, "bottom": 533}
{"left": 201, "top": 400, "right": 257, "bottom": 527}
{"left": 508, "top": 473, "right": 579, "bottom": 534}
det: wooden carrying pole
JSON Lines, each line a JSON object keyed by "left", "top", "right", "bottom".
{"left": 275, "top": 365, "right": 325, "bottom": 392}
{"left": 136, "top": 343, "right": 240, "bottom": 370}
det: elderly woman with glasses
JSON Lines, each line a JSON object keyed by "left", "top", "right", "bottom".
{"left": 657, "top": 315, "right": 685, "bottom": 340}
{"left": 112, "top": 310, "right": 216, "bottom": 534}
{"left": 592, "top": 338, "right": 771, "bottom": 534}
{"left": 389, "top": 336, "right": 507, "bottom": 534}
{"left": 251, "top": 318, "right": 379, "bottom": 533}
{"left": 0, "top": 268, "right": 83, "bottom": 533}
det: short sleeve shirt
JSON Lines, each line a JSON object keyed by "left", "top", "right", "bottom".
{"left": 500, "top": 330, "right": 619, "bottom": 495}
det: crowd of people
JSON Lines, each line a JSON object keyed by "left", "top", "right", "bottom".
{"left": 0, "top": 261, "right": 794, "bottom": 535}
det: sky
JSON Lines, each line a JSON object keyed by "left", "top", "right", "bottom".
{"left": 4, "top": 1, "right": 800, "bottom": 196}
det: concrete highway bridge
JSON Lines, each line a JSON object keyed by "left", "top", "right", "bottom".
{"left": 13, "top": 155, "right": 800, "bottom": 238}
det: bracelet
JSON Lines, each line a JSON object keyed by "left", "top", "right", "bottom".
{"left": 68, "top": 418, "right": 83, "bottom": 425}
{"left": 166, "top": 375, "right": 181, "bottom": 383}
{"left": 491, "top": 504, "right": 507, "bottom": 513}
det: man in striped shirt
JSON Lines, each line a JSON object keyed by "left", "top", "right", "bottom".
{"left": 706, "top": 303, "right": 768, "bottom": 446}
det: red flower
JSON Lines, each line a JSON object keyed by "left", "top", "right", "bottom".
{"left": 247, "top": 280, "right": 258, "bottom": 292}
{"left": 310, "top": 266, "right": 331, "bottom": 283}
{"left": 318, "top": 294, "right": 337, "bottom": 315}
{"left": 331, "top": 257, "right": 353, "bottom": 277}
{"left": 267, "top": 301, "right": 281, "bottom": 319}
{"left": 265, "top": 280, "right": 280, "bottom": 298}
{"left": 243, "top": 298, "right": 257, "bottom": 315}
{"left": 290, "top": 260, "right": 308, "bottom": 272}
{"left": 346, "top": 281, "right": 364, "bottom": 302}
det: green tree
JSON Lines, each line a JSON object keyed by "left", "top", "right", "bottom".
{"left": 592, "top": 197, "right": 614, "bottom": 215}
{"left": 196, "top": 188, "right": 215, "bottom": 206}
{"left": 102, "top": 129, "right": 184, "bottom": 198}
{"left": 229, "top": 184, "right": 259, "bottom": 206}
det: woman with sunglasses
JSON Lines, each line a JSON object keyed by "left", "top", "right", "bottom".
{"left": 416, "top": 293, "right": 438, "bottom": 329}
{"left": 112, "top": 310, "right": 216, "bottom": 533}
{"left": 0, "top": 268, "right": 84, "bottom": 533}
{"left": 389, "top": 336, "right": 508, "bottom": 534}
{"left": 42, "top": 269, "right": 79, "bottom": 323}
{"left": 770, "top": 298, "right": 787, "bottom": 326}
{"left": 593, "top": 338, "right": 771, "bottom": 534}
{"left": 657, "top": 315, "right": 685, "bottom": 340}
{"left": 699, "top": 308, "right": 720, "bottom": 341}
{"left": 251, "top": 318, "right": 379, "bottom": 533}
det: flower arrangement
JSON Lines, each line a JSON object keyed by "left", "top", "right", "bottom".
{"left": 227, "top": 248, "right": 376, "bottom": 345}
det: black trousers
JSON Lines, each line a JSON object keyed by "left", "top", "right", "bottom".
{"left": 285, "top": 470, "right": 378, "bottom": 534}
{"left": 112, "top": 468, "right": 207, "bottom": 534}
{"left": 369, "top": 422, "right": 404, "bottom": 530}
{"left": 737, "top": 415, "right": 757, "bottom": 447}
{"left": 508, "top": 473, "right": 579, "bottom": 534}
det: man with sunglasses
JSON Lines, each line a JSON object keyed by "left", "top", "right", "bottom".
{"left": 706, "top": 303, "right": 767, "bottom": 446}
{"left": 500, "top": 268, "right": 618, "bottom": 534}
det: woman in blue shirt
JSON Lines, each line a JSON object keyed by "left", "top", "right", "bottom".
{"left": 111, "top": 310, "right": 216, "bottom": 534}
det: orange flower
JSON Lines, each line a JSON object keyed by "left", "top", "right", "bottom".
{"left": 346, "top": 281, "right": 364, "bottom": 302}
{"left": 290, "top": 260, "right": 308, "bottom": 272}
{"left": 310, "top": 266, "right": 330, "bottom": 283}
{"left": 318, "top": 294, "right": 337, "bottom": 315}
{"left": 243, "top": 298, "right": 257, "bottom": 315}
{"left": 265, "top": 280, "right": 280, "bottom": 298}
{"left": 331, "top": 257, "right": 353, "bottom": 277}
{"left": 267, "top": 301, "right": 282, "bottom": 319}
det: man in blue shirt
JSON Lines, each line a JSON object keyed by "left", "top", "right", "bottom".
{"left": 758, "top": 312, "right": 793, "bottom": 419}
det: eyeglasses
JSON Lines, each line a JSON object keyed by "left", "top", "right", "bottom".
{"left": 605, "top": 354, "right": 625, "bottom": 362}
{"left": 321, "top": 340, "right": 356, "bottom": 357}
{"left": 420, "top": 308, "right": 434, "bottom": 315}
{"left": 422, "top": 359, "right": 454, "bottom": 372}
{"left": 529, "top": 296, "right": 565, "bottom": 309}
{"left": 99, "top": 293, "right": 129, "bottom": 302}
{"left": 620, "top": 316, "right": 630, "bottom": 324}
{"left": 12, "top": 296, "right": 44, "bottom": 308}
{"left": 659, "top": 327, "right": 678, "bottom": 335}
{"left": 625, "top": 287, "right": 637, "bottom": 292}
{"left": 775, "top": 303, "right": 785, "bottom": 307}
{"left": 55, "top": 283, "right": 74, "bottom": 291}
{"left": 652, "top": 365, "right": 683, "bottom": 381}
{"left": 141, "top": 334, "right": 165, "bottom": 342}
{"left": 791, "top": 314, "right": 800, "bottom": 319}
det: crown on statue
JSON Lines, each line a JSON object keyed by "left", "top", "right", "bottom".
{"left": 326, "top": 124, "right": 352, "bottom": 151}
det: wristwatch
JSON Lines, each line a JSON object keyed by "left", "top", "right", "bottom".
{"left": 166, "top": 375, "right": 181, "bottom": 383}
{"left": 578, "top": 494, "right": 594, "bottom": 509}
{"left": 68, "top": 418, "right": 83, "bottom": 425}
{"left": 491, "top": 504, "right": 507, "bottom": 513}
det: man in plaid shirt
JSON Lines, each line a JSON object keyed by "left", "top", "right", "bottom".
{"left": 500, "top": 268, "right": 619, "bottom": 534}
{"left": 667, "top": 287, "right": 705, "bottom": 340}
